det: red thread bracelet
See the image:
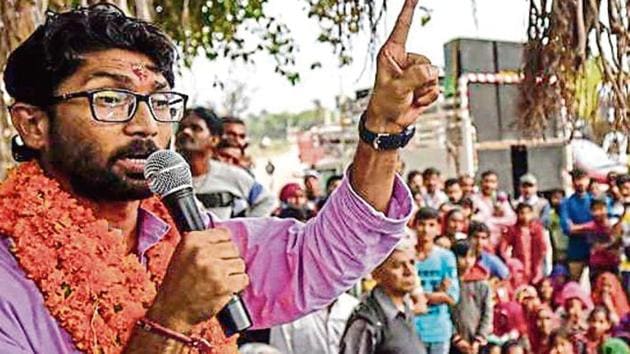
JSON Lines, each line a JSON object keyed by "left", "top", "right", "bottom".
{"left": 137, "top": 318, "right": 213, "bottom": 352}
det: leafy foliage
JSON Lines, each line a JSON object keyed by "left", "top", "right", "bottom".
{"left": 520, "top": 0, "right": 628, "bottom": 135}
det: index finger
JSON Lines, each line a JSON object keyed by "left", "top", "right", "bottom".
{"left": 386, "top": 0, "right": 418, "bottom": 47}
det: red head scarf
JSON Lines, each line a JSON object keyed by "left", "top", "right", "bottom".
{"left": 593, "top": 272, "right": 629, "bottom": 318}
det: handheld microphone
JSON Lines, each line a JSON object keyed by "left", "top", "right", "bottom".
{"left": 144, "top": 150, "right": 252, "bottom": 336}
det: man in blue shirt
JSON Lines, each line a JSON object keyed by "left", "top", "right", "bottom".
{"left": 413, "top": 207, "right": 459, "bottom": 354}
{"left": 469, "top": 221, "right": 510, "bottom": 280}
{"left": 560, "top": 169, "right": 594, "bottom": 281}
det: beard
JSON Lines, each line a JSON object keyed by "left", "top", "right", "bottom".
{"left": 48, "top": 124, "right": 161, "bottom": 201}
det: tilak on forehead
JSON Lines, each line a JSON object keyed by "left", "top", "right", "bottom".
{"left": 107, "top": 58, "right": 155, "bottom": 81}
{"left": 131, "top": 63, "right": 149, "bottom": 81}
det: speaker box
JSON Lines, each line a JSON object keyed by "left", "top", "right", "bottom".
{"left": 444, "top": 39, "right": 497, "bottom": 79}
{"left": 469, "top": 83, "right": 501, "bottom": 142}
{"left": 525, "top": 145, "right": 566, "bottom": 192}
{"left": 479, "top": 144, "right": 566, "bottom": 196}
{"left": 495, "top": 41, "right": 524, "bottom": 72}
{"left": 497, "top": 84, "right": 521, "bottom": 140}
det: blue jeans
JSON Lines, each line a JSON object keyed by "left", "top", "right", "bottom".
{"left": 424, "top": 341, "right": 450, "bottom": 354}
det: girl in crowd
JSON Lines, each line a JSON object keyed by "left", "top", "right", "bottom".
{"left": 549, "top": 264, "right": 570, "bottom": 309}
{"left": 536, "top": 278, "right": 555, "bottom": 310}
{"left": 582, "top": 306, "right": 613, "bottom": 354}
{"left": 501, "top": 340, "right": 525, "bottom": 354}
{"left": 548, "top": 330, "right": 576, "bottom": 354}
{"left": 557, "top": 282, "right": 593, "bottom": 353}
{"left": 530, "top": 305, "right": 557, "bottom": 353}
{"left": 492, "top": 301, "right": 530, "bottom": 351}
{"left": 592, "top": 272, "right": 629, "bottom": 324}
{"left": 506, "top": 258, "right": 527, "bottom": 299}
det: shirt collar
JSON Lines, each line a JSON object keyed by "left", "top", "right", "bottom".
{"left": 136, "top": 207, "right": 171, "bottom": 258}
{"left": 372, "top": 286, "right": 411, "bottom": 321}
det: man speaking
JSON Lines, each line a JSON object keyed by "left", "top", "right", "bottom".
{"left": 0, "top": 1, "right": 439, "bottom": 353}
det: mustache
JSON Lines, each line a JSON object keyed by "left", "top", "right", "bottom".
{"left": 108, "top": 140, "right": 160, "bottom": 165}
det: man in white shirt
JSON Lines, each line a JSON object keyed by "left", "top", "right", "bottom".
{"left": 422, "top": 167, "right": 448, "bottom": 209}
{"left": 269, "top": 293, "right": 359, "bottom": 354}
{"left": 471, "top": 170, "right": 516, "bottom": 248}
{"left": 176, "top": 107, "right": 275, "bottom": 219}
{"left": 514, "top": 173, "right": 550, "bottom": 223}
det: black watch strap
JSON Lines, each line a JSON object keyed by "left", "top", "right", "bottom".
{"left": 358, "top": 113, "right": 416, "bottom": 150}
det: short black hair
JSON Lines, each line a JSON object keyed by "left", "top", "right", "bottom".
{"left": 413, "top": 207, "right": 440, "bottom": 223}
{"left": 591, "top": 198, "right": 607, "bottom": 210}
{"left": 468, "top": 221, "right": 490, "bottom": 237}
{"left": 407, "top": 170, "right": 422, "bottom": 184}
{"left": 570, "top": 168, "right": 588, "bottom": 180}
{"left": 481, "top": 170, "right": 497, "bottom": 179}
{"left": 461, "top": 197, "right": 474, "bottom": 208}
{"left": 458, "top": 174, "right": 474, "bottom": 182}
{"left": 422, "top": 167, "right": 440, "bottom": 179}
{"left": 5, "top": 4, "right": 177, "bottom": 161}
{"left": 326, "top": 174, "right": 343, "bottom": 190}
{"left": 588, "top": 305, "right": 611, "bottom": 322}
{"left": 616, "top": 174, "right": 630, "bottom": 188}
{"left": 184, "top": 107, "right": 223, "bottom": 136}
{"left": 4, "top": 4, "right": 176, "bottom": 107}
{"left": 501, "top": 340, "right": 523, "bottom": 354}
{"left": 452, "top": 239, "right": 471, "bottom": 258}
{"left": 516, "top": 202, "right": 533, "bottom": 213}
{"left": 445, "top": 178, "right": 460, "bottom": 189}
{"left": 445, "top": 207, "right": 463, "bottom": 220}
{"left": 222, "top": 116, "right": 246, "bottom": 126}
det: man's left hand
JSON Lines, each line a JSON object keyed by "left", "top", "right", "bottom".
{"left": 366, "top": 0, "right": 440, "bottom": 134}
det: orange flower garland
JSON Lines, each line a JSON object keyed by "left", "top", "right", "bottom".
{"left": 0, "top": 161, "right": 238, "bottom": 353}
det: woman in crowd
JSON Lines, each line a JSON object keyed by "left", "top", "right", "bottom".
{"left": 557, "top": 282, "right": 593, "bottom": 353}
{"left": 592, "top": 272, "right": 629, "bottom": 324}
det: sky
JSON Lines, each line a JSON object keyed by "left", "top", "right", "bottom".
{"left": 177, "top": 0, "right": 530, "bottom": 116}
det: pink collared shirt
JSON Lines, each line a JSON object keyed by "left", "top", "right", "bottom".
{"left": 0, "top": 175, "right": 412, "bottom": 353}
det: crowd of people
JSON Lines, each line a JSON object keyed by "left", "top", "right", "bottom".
{"left": 191, "top": 114, "right": 630, "bottom": 354}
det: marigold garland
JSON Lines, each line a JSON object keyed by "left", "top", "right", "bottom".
{"left": 0, "top": 161, "right": 238, "bottom": 353}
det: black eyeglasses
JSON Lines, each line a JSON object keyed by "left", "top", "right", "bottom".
{"left": 49, "top": 88, "right": 188, "bottom": 123}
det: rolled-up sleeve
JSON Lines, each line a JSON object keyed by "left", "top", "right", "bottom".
{"left": 219, "top": 174, "right": 412, "bottom": 328}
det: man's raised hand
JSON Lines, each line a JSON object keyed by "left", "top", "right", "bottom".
{"left": 366, "top": 0, "right": 440, "bottom": 133}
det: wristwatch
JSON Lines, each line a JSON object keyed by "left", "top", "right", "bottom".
{"left": 358, "top": 113, "right": 416, "bottom": 150}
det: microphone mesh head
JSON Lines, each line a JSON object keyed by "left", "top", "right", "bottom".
{"left": 144, "top": 150, "right": 193, "bottom": 197}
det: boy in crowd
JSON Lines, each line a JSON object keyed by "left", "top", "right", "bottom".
{"left": 413, "top": 207, "right": 459, "bottom": 353}
{"left": 584, "top": 199, "right": 621, "bottom": 279}
{"left": 547, "top": 188, "right": 569, "bottom": 263}
{"left": 470, "top": 222, "right": 510, "bottom": 280}
{"left": 451, "top": 240, "right": 493, "bottom": 354}
{"left": 499, "top": 203, "right": 548, "bottom": 285}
